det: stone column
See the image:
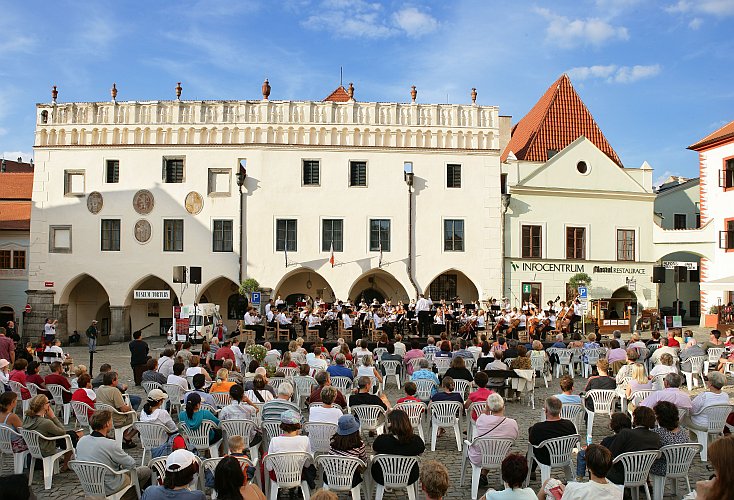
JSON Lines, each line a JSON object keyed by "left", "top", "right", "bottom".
{"left": 23, "top": 289, "right": 55, "bottom": 343}
{"left": 109, "top": 306, "right": 131, "bottom": 343}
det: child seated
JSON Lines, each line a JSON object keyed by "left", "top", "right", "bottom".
{"left": 397, "top": 381, "right": 422, "bottom": 404}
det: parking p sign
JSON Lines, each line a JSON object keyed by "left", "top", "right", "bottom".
{"left": 577, "top": 286, "right": 588, "bottom": 300}
{"left": 251, "top": 292, "right": 261, "bottom": 305}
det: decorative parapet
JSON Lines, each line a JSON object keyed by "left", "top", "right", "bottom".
{"left": 34, "top": 99, "right": 500, "bottom": 150}
{"left": 651, "top": 219, "right": 716, "bottom": 261}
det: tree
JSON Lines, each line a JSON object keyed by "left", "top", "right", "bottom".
{"left": 238, "top": 278, "right": 260, "bottom": 298}
{"left": 568, "top": 272, "right": 592, "bottom": 291}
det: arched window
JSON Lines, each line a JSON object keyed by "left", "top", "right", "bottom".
{"left": 227, "top": 293, "right": 248, "bottom": 320}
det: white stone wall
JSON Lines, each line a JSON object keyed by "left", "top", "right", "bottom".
{"left": 0, "top": 230, "right": 29, "bottom": 328}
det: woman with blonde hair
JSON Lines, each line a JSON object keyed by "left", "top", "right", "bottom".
{"left": 23, "top": 394, "right": 82, "bottom": 471}
{"left": 356, "top": 353, "right": 382, "bottom": 384}
{"left": 210, "top": 368, "right": 235, "bottom": 393}
{"left": 625, "top": 363, "right": 652, "bottom": 398}
{"left": 69, "top": 364, "right": 87, "bottom": 390}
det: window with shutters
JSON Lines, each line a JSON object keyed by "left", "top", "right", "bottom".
{"left": 720, "top": 157, "right": 734, "bottom": 190}
{"left": 721, "top": 219, "right": 734, "bottom": 251}
{"left": 566, "top": 227, "right": 586, "bottom": 260}
{"left": 49, "top": 225, "right": 72, "bottom": 253}
{"left": 322, "top": 219, "right": 343, "bottom": 252}
{"left": 163, "top": 157, "right": 185, "bottom": 183}
{"left": 447, "top": 164, "right": 461, "bottom": 188}
{"left": 105, "top": 160, "right": 119, "bottom": 183}
{"left": 163, "top": 219, "right": 184, "bottom": 252}
{"left": 369, "top": 219, "right": 390, "bottom": 252}
{"left": 302, "top": 160, "right": 320, "bottom": 186}
{"left": 63, "top": 170, "right": 85, "bottom": 196}
{"left": 349, "top": 161, "right": 367, "bottom": 187}
{"left": 617, "top": 229, "right": 636, "bottom": 261}
{"left": 213, "top": 220, "right": 233, "bottom": 252}
{"left": 101, "top": 219, "right": 120, "bottom": 251}
{"left": 521, "top": 225, "right": 542, "bottom": 258}
{"left": 444, "top": 219, "right": 464, "bottom": 251}
{"left": 276, "top": 219, "right": 297, "bottom": 251}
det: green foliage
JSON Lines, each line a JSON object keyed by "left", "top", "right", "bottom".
{"left": 709, "top": 305, "right": 720, "bottom": 315}
{"left": 568, "top": 273, "right": 592, "bottom": 290}
{"left": 239, "top": 278, "right": 260, "bottom": 296}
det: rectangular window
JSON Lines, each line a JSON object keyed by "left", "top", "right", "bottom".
{"left": 521, "top": 282, "right": 542, "bottom": 307}
{"left": 447, "top": 164, "right": 461, "bottom": 188}
{"left": 322, "top": 219, "right": 344, "bottom": 252}
{"left": 163, "top": 219, "right": 184, "bottom": 252}
{"left": 500, "top": 173, "right": 508, "bottom": 195}
{"left": 369, "top": 219, "right": 391, "bottom": 252}
{"left": 721, "top": 220, "right": 734, "bottom": 250}
{"left": 64, "top": 170, "right": 85, "bottom": 196}
{"left": 276, "top": 219, "right": 297, "bottom": 251}
{"left": 0, "top": 250, "right": 10, "bottom": 269}
{"left": 105, "top": 160, "right": 119, "bottom": 183}
{"left": 521, "top": 225, "right": 542, "bottom": 258}
{"left": 444, "top": 219, "right": 465, "bottom": 251}
{"left": 674, "top": 214, "right": 687, "bottom": 230}
{"left": 429, "top": 273, "right": 457, "bottom": 301}
{"left": 213, "top": 220, "right": 233, "bottom": 252}
{"left": 12, "top": 250, "right": 25, "bottom": 270}
{"left": 302, "top": 160, "right": 320, "bottom": 186}
{"left": 720, "top": 158, "right": 734, "bottom": 189}
{"left": 689, "top": 269, "right": 700, "bottom": 282}
{"left": 566, "top": 227, "right": 586, "bottom": 260}
{"left": 208, "top": 168, "right": 232, "bottom": 196}
{"left": 349, "top": 161, "right": 367, "bottom": 187}
{"left": 49, "top": 225, "right": 72, "bottom": 253}
{"left": 163, "top": 158, "right": 184, "bottom": 183}
{"left": 617, "top": 229, "right": 636, "bottom": 261}
{"left": 101, "top": 219, "right": 121, "bottom": 251}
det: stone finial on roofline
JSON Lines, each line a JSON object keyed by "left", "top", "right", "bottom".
{"left": 111, "top": 83, "right": 118, "bottom": 102}
{"left": 262, "top": 79, "right": 271, "bottom": 100}
{"left": 176, "top": 82, "right": 182, "bottom": 100}
{"left": 410, "top": 85, "right": 417, "bottom": 103}
{"left": 471, "top": 88, "right": 477, "bottom": 104}
{"left": 52, "top": 85, "right": 58, "bottom": 104}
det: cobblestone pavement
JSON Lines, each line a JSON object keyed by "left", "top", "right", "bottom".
{"left": 7, "top": 327, "right": 723, "bottom": 499}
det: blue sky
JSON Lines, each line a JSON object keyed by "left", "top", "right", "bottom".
{"left": 1, "top": 0, "right": 733, "bottom": 183}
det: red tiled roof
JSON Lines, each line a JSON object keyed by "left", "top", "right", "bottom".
{"left": 501, "top": 74, "right": 623, "bottom": 167}
{"left": 323, "top": 86, "right": 350, "bottom": 102}
{"left": 0, "top": 159, "right": 33, "bottom": 173}
{"left": 0, "top": 173, "right": 33, "bottom": 200}
{"left": 688, "top": 119, "right": 734, "bottom": 151}
{"left": 0, "top": 201, "right": 31, "bottom": 230}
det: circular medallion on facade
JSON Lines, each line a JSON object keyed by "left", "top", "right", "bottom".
{"left": 185, "top": 191, "right": 204, "bottom": 215}
{"left": 87, "top": 191, "right": 103, "bottom": 214}
{"left": 133, "top": 189, "right": 155, "bottom": 215}
{"left": 134, "top": 219, "right": 152, "bottom": 244}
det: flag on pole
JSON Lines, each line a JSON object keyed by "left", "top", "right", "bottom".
{"left": 329, "top": 242, "right": 335, "bottom": 268}
{"left": 378, "top": 241, "right": 383, "bottom": 268}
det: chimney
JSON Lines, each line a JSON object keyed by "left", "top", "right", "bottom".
{"left": 1, "top": 159, "right": 5, "bottom": 173}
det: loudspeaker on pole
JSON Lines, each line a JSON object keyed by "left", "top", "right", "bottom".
{"left": 189, "top": 266, "right": 202, "bottom": 284}
{"left": 652, "top": 266, "right": 666, "bottom": 283}
{"left": 173, "top": 266, "right": 187, "bottom": 283}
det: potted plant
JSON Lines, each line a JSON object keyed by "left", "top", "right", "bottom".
{"left": 568, "top": 272, "right": 592, "bottom": 292}
{"left": 704, "top": 305, "right": 720, "bottom": 328}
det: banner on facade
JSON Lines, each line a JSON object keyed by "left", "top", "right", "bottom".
{"left": 134, "top": 290, "right": 171, "bottom": 300}
{"left": 662, "top": 261, "right": 698, "bottom": 270}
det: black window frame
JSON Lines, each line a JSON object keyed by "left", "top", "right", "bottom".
{"left": 163, "top": 158, "right": 185, "bottom": 183}
{"left": 369, "top": 219, "right": 391, "bottom": 252}
{"left": 443, "top": 219, "right": 465, "bottom": 251}
{"left": 0, "top": 250, "right": 10, "bottom": 269}
{"left": 105, "top": 159, "right": 119, "bottom": 183}
{"left": 720, "top": 158, "right": 734, "bottom": 189}
{"left": 322, "top": 219, "right": 344, "bottom": 252}
{"left": 349, "top": 161, "right": 367, "bottom": 187}
{"left": 100, "top": 219, "right": 121, "bottom": 252}
{"left": 521, "top": 282, "right": 542, "bottom": 306}
{"left": 12, "top": 250, "right": 25, "bottom": 270}
{"left": 212, "top": 219, "right": 234, "bottom": 252}
{"left": 566, "top": 226, "right": 586, "bottom": 260}
{"left": 163, "top": 219, "right": 184, "bottom": 252}
{"left": 276, "top": 219, "right": 297, "bottom": 252}
{"left": 447, "top": 163, "right": 461, "bottom": 188}
{"left": 521, "top": 224, "right": 542, "bottom": 258}
{"left": 673, "top": 214, "right": 687, "bottom": 230}
{"left": 302, "top": 160, "right": 320, "bottom": 186}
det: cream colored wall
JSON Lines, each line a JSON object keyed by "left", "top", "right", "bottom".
{"left": 655, "top": 182, "right": 700, "bottom": 230}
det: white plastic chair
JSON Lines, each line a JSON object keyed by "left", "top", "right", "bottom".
{"left": 202, "top": 455, "right": 256, "bottom": 493}
{"left": 8, "top": 381, "right": 30, "bottom": 413}
{"left": 651, "top": 443, "right": 702, "bottom": 500}
{"left": 465, "top": 401, "right": 485, "bottom": 441}
{"left": 162, "top": 383, "right": 185, "bottom": 414}
{"left": 331, "top": 376, "right": 353, "bottom": 398}
{"left": 280, "top": 367, "right": 299, "bottom": 379}
{"left": 47, "top": 384, "right": 73, "bottom": 425}
{"left": 21, "top": 428, "right": 74, "bottom": 490}
{"left": 71, "top": 400, "right": 94, "bottom": 433}
{"left": 262, "top": 420, "right": 283, "bottom": 450}
{"left": 554, "top": 350, "right": 574, "bottom": 378}
{"left": 704, "top": 347, "right": 725, "bottom": 376}
{"left": 626, "top": 390, "right": 654, "bottom": 418}
{"left": 371, "top": 454, "right": 420, "bottom": 500}
{"left": 612, "top": 450, "right": 660, "bottom": 500}
{"left": 304, "top": 422, "right": 337, "bottom": 454}
{"left": 582, "top": 348, "right": 602, "bottom": 378}
{"left": 434, "top": 357, "right": 451, "bottom": 376}
{"left": 133, "top": 421, "right": 170, "bottom": 466}
{"left": 264, "top": 451, "right": 312, "bottom": 500}
{"left": 452, "top": 379, "right": 472, "bottom": 399}
{"left": 407, "top": 358, "right": 425, "bottom": 375}
{"left": 381, "top": 360, "right": 401, "bottom": 390}
{"left": 583, "top": 389, "right": 617, "bottom": 443}
{"left": 141, "top": 381, "right": 163, "bottom": 396}
{"left": 0, "top": 424, "right": 29, "bottom": 473}
{"left": 95, "top": 402, "right": 137, "bottom": 446}
{"left": 293, "top": 376, "right": 318, "bottom": 409}
{"left": 460, "top": 437, "right": 513, "bottom": 500}
{"left": 373, "top": 348, "right": 387, "bottom": 360}
{"left": 526, "top": 434, "right": 579, "bottom": 486}
{"left": 428, "top": 400, "right": 463, "bottom": 451}
{"left": 69, "top": 459, "right": 140, "bottom": 500}
{"left": 464, "top": 357, "right": 476, "bottom": 373}
{"left": 351, "top": 405, "right": 386, "bottom": 435}
{"left": 690, "top": 404, "right": 732, "bottom": 461}
{"left": 26, "top": 382, "right": 43, "bottom": 398}
{"left": 149, "top": 454, "right": 202, "bottom": 486}
{"left": 531, "top": 355, "right": 551, "bottom": 387}
{"left": 413, "top": 379, "right": 438, "bottom": 403}
{"left": 211, "top": 392, "right": 232, "bottom": 409}
{"left": 317, "top": 454, "right": 366, "bottom": 500}
{"left": 220, "top": 419, "right": 260, "bottom": 462}
{"left": 179, "top": 419, "right": 222, "bottom": 458}
{"left": 268, "top": 377, "right": 288, "bottom": 393}
{"left": 560, "top": 403, "right": 585, "bottom": 436}
{"left": 681, "top": 356, "right": 706, "bottom": 391}
{"left": 394, "top": 401, "right": 427, "bottom": 441}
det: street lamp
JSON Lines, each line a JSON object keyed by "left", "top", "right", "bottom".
{"left": 403, "top": 161, "right": 414, "bottom": 186}
{"left": 236, "top": 159, "right": 247, "bottom": 188}
{"left": 237, "top": 160, "right": 247, "bottom": 284}
{"left": 501, "top": 193, "right": 512, "bottom": 213}
{"left": 404, "top": 161, "right": 419, "bottom": 298}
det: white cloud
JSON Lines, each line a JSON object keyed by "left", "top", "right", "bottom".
{"left": 302, "top": 1, "right": 438, "bottom": 39}
{"left": 653, "top": 170, "right": 685, "bottom": 188}
{"left": 392, "top": 7, "right": 438, "bottom": 37}
{"left": 2, "top": 151, "right": 33, "bottom": 162}
{"left": 688, "top": 17, "right": 704, "bottom": 28}
{"left": 666, "top": 1, "right": 734, "bottom": 17}
{"left": 535, "top": 8, "right": 629, "bottom": 48}
{"left": 568, "top": 64, "right": 661, "bottom": 83}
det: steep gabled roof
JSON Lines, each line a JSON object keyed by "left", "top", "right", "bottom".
{"left": 0, "top": 173, "right": 33, "bottom": 200}
{"left": 688, "top": 119, "right": 734, "bottom": 151}
{"left": 0, "top": 159, "right": 33, "bottom": 173}
{"left": 501, "top": 74, "right": 623, "bottom": 167}
{"left": 323, "top": 85, "right": 351, "bottom": 102}
{"left": 0, "top": 202, "right": 31, "bottom": 230}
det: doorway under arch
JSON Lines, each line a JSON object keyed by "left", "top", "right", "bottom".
{"left": 275, "top": 269, "right": 336, "bottom": 305}
{"left": 0, "top": 306, "right": 15, "bottom": 329}
{"left": 426, "top": 270, "right": 479, "bottom": 302}
{"left": 62, "top": 274, "right": 111, "bottom": 344}
{"left": 125, "top": 275, "right": 177, "bottom": 337}
{"left": 349, "top": 269, "right": 409, "bottom": 305}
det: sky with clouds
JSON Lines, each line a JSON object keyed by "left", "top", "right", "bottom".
{"left": 1, "top": 0, "right": 733, "bottom": 184}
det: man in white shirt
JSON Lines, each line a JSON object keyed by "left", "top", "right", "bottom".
{"left": 307, "top": 345, "right": 328, "bottom": 372}
{"left": 156, "top": 348, "right": 175, "bottom": 379}
{"left": 415, "top": 294, "right": 432, "bottom": 337}
{"left": 650, "top": 338, "right": 677, "bottom": 365}
{"left": 166, "top": 362, "right": 189, "bottom": 392}
{"left": 231, "top": 342, "right": 244, "bottom": 371}
{"left": 44, "top": 318, "right": 57, "bottom": 343}
{"left": 545, "top": 444, "right": 622, "bottom": 500}
{"left": 244, "top": 307, "right": 265, "bottom": 339}
{"left": 684, "top": 371, "right": 730, "bottom": 430}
